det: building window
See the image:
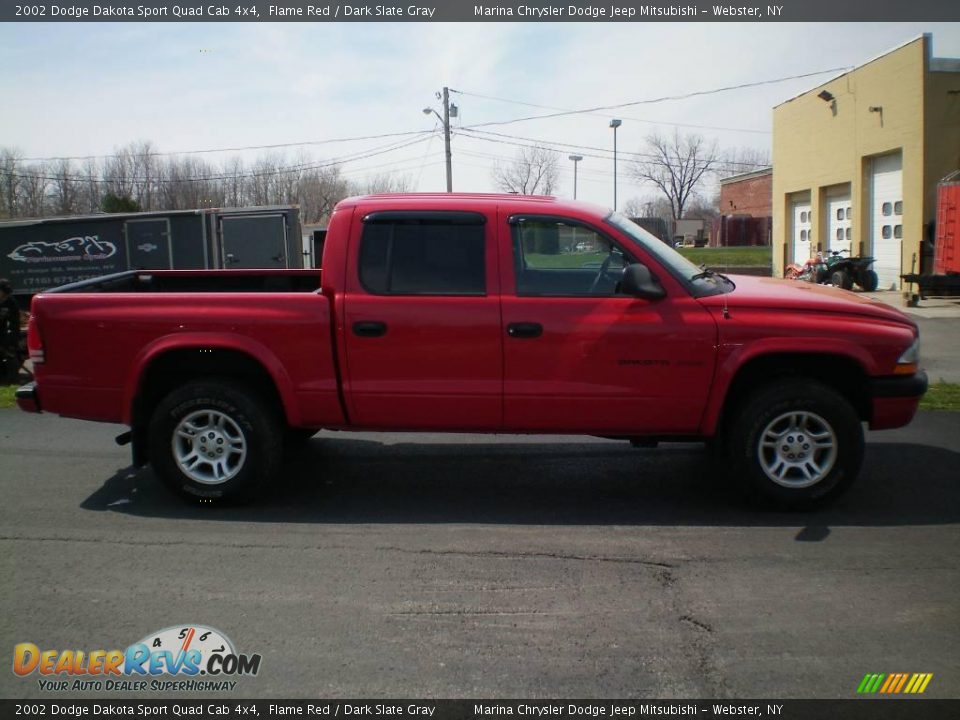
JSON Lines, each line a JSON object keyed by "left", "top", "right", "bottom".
{"left": 894, "top": 201, "right": 903, "bottom": 216}
{"left": 836, "top": 229, "right": 843, "bottom": 242}
{"left": 882, "top": 225, "right": 892, "bottom": 240}
{"left": 882, "top": 202, "right": 892, "bottom": 216}
{"left": 894, "top": 225, "right": 903, "bottom": 239}
{"left": 800, "top": 211, "right": 808, "bottom": 223}
{"left": 800, "top": 229, "right": 808, "bottom": 241}
{"left": 836, "top": 208, "right": 843, "bottom": 221}
{"left": 845, "top": 207, "right": 852, "bottom": 220}
{"left": 845, "top": 228, "right": 851, "bottom": 240}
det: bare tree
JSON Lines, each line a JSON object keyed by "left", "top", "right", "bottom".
{"left": 0, "top": 148, "right": 22, "bottom": 218}
{"left": 630, "top": 131, "right": 719, "bottom": 221}
{"left": 50, "top": 159, "right": 78, "bottom": 215}
{"left": 683, "top": 192, "right": 721, "bottom": 222}
{"left": 620, "top": 195, "right": 673, "bottom": 222}
{"left": 352, "top": 172, "right": 415, "bottom": 195}
{"left": 299, "top": 166, "right": 349, "bottom": 225}
{"left": 77, "top": 157, "right": 102, "bottom": 214}
{"left": 717, "top": 146, "right": 770, "bottom": 179}
{"left": 491, "top": 145, "right": 559, "bottom": 196}
{"left": 19, "top": 164, "right": 50, "bottom": 217}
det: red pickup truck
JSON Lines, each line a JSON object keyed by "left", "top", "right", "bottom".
{"left": 17, "top": 193, "right": 926, "bottom": 508}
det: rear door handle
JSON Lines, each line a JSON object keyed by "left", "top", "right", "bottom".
{"left": 507, "top": 322, "right": 543, "bottom": 339}
{"left": 353, "top": 321, "right": 387, "bottom": 338}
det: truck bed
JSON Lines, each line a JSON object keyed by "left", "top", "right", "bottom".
{"left": 29, "top": 269, "right": 343, "bottom": 429}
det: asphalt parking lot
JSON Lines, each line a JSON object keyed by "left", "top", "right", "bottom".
{"left": 1, "top": 408, "right": 958, "bottom": 700}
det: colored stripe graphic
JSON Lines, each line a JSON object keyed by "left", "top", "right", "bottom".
{"left": 857, "top": 673, "right": 933, "bottom": 694}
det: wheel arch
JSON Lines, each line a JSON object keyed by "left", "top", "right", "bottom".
{"left": 124, "top": 335, "right": 298, "bottom": 464}
{"left": 705, "top": 350, "right": 872, "bottom": 437}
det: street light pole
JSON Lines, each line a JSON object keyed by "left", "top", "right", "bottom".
{"left": 424, "top": 87, "right": 454, "bottom": 192}
{"left": 609, "top": 119, "right": 622, "bottom": 211}
{"left": 568, "top": 154, "right": 583, "bottom": 199}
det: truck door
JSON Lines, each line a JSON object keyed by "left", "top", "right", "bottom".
{"left": 125, "top": 218, "right": 172, "bottom": 270}
{"left": 342, "top": 210, "right": 502, "bottom": 430}
{"left": 220, "top": 213, "right": 288, "bottom": 268}
{"left": 499, "top": 212, "right": 716, "bottom": 435}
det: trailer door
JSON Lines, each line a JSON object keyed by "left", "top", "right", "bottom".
{"left": 220, "top": 214, "right": 288, "bottom": 268}
{"left": 125, "top": 218, "right": 172, "bottom": 270}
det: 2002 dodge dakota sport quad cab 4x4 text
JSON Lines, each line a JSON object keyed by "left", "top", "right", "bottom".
{"left": 16, "top": 193, "right": 928, "bottom": 508}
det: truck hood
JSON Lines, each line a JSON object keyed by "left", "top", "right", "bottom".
{"left": 700, "top": 275, "right": 916, "bottom": 327}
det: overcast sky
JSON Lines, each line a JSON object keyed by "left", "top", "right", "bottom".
{"left": 1, "top": 22, "right": 958, "bottom": 209}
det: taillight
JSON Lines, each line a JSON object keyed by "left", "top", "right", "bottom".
{"left": 27, "top": 315, "right": 44, "bottom": 364}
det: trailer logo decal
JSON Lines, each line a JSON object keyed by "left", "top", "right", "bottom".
{"left": 137, "top": 242, "right": 159, "bottom": 253}
{"left": 7, "top": 235, "right": 117, "bottom": 264}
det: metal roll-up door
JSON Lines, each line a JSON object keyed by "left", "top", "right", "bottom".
{"left": 870, "top": 153, "right": 903, "bottom": 290}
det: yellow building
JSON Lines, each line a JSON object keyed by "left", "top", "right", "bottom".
{"left": 772, "top": 34, "right": 960, "bottom": 290}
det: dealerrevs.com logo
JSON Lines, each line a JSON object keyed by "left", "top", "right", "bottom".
{"left": 13, "top": 625, "right": 261, "bottom": 692}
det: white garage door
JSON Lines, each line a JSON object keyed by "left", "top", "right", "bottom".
{"left": 827, "top": 195, "right": 852, "bottom": 256}
{"left": 792, "top": 200, "right": 812, "bottom": 265}
{"left": 870, "top": 153, "right": 903, "bottom": 290}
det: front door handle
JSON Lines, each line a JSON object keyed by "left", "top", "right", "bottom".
{"left": 507, "top": 322, "right": 543, "bottom": 339}
{"left": 353, "top": 321, "right": 387, "bottom": 338}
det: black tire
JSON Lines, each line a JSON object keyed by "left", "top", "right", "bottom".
{"left": 725, "top": 380, "right": 863, "bottom": 509}
{"left": 148, "top": 379, "right": 283, "bottom": 503}
{"left": 860, "top": 270, "right": 879, "bottom": 292}
{"left": 830, "top": 270, "right": 853, "bottom": 290}
{"left": 285, "top": 428, "right": 317, "bottom": 448}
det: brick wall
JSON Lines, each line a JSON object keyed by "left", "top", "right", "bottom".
{"left": 720, "top": 172, "right": 772, "bottom": 217}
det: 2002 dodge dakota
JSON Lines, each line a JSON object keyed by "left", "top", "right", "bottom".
{"left": 16, "top": 193, "right": 927, "bottom": 508}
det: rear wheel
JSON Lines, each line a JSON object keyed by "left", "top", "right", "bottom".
{"left": 860, "top": 270, "right": 879, "bottom": 292}
{"left": 148, "top": 379, "right": 283, "bottom": 503}
{"left": 725, "top": 380, "right": 863, "bottom": 509}
{"left": 830, "top": 270, "right": 853, "bottom": 290}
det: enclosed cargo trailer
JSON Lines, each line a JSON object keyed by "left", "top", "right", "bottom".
{"left": 0, "top": 206, "right": 302, "bottom": 298}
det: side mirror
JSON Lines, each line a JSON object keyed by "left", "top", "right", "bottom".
{"left": 619, "top": 263, "right": 666, "bottom": 300}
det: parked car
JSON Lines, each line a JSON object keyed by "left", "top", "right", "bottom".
{"left": 18, "top": 194, "right": 926, "bottom": 508}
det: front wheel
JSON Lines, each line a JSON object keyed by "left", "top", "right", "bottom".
{"left": 148, "top": 379, "right": 283, "bottom": 503}
{"left": 725, "top": 380, "right": 863, "bottom": 509}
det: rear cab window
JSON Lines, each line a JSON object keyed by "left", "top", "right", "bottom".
{"left": 358, "top": 211, "right": 486, "bottom": 295}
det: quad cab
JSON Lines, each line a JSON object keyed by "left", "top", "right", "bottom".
{"left": 17, "top": 194, "right": 927, "bottom": 509}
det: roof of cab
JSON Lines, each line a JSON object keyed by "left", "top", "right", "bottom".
{"left": 335, "top": 192, "right": 611, "bottom": 218}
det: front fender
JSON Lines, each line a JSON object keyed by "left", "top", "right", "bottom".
{"left": 700, "top": 338, "right": 874, "bottom": 436}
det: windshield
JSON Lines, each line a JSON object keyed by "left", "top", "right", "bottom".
{"left": 604, "top": 212, "right": 734, "bottom": 297}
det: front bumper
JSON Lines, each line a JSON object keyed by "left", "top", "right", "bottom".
{"left": 868, "top": 370, "right": 927, "bottom": 430}
{"left": 15, "top": 382, "right": 41, "bottom": 413}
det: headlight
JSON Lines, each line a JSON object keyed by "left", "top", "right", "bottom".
{"left": 895, "top": 338, "right": 920, "bottom": 374}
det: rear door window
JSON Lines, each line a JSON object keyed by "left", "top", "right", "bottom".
{"left": 359, "top": 212, "right": 486, "bottom": 295}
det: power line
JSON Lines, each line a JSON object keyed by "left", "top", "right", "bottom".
{"left": 452, "top": 89, "right": 771, "bottom": 135}
{"left": 12, "top": 67, "right": 844, "bottom": 164}
{"left": 457, "top": 127, "right": 770, "bottom": 169}
{"left": 7, "top": 135, "right": 437, "bottom": 185}
{"left": 14, "top": 129, "right": 437, "bottom": 163}
{"left": 451, "top": 67, "right": 850, "bottom": 129}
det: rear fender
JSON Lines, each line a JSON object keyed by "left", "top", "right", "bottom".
{"left": 122, "top": 332, "right": 299, "bottom": 426}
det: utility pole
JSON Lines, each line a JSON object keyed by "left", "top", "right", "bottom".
{"left": 424, "top": 87, "right": 455, "bottom": 192}
{"left": 442, "top": 87, "right": 453, "bottom": 193}
{"left": 568, "top": 155, "right": 583, "bottom": 199}
{"left": 609, "top": 118, "right": 622, "bottom": 211}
